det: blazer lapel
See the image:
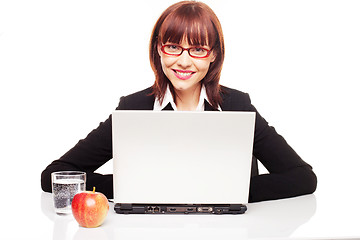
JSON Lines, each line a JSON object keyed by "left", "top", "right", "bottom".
{"left": 160, "top": 100, "right": 220, "bottom": 111}
{"left": 159, "top": 100, "right": 221, "bottom": 111}
{"left": 219, "top": 87, "right": 231, "bottom": 111}
{"left": 204, "top": 100, "right": 220, "bottom": 111}
{"left": 161, "top": 102, "right": 174, "bottom": 111}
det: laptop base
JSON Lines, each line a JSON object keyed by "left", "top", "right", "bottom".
{"left": 114, "top": 203, "right": 247, "bottom": 214}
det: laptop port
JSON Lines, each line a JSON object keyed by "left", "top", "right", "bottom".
{"left": 197, "top": 207, "right": 213, "bottom": 212}
{"left": 166, "top": 206, "right": 196, "bottom": 213}
{"left": 187, "top": 207, "right": 196, "bottom": 212}
{"left": 146, "top": 206, "right": 162, "bottom": 213}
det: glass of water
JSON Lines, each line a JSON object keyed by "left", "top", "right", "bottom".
{"left": 51, "top": 171, "right": 86, "bottom": 214}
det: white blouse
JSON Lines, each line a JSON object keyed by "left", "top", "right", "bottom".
{"left": 153, "top": 84, "right": 221, "bottom": 111}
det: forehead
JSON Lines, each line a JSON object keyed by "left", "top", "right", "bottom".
{"left": 158, "top": 7, "right": 217, "bottom": 47}
{"left": 160, "top": 25, "right": 211, "bottom": 47}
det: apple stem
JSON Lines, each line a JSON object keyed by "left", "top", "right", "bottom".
{"left": 93, "top": 187, "right": 96, "bottom": 193}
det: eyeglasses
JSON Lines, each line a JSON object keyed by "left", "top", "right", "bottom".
{"left": 160, "top": 44, "right": 212, "bottom": 58}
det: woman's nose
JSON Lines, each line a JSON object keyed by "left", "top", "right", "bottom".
{"left": 176, "top": 50, "right": 192, "bottom": 68}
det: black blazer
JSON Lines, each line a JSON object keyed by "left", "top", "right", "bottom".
{"left": 41, "top": 86, "right": 317, "bottom": 202}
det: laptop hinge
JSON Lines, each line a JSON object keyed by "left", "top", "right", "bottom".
{"left": 115, "top": 203, "right": 147, "bottom": 214}
{"left": 229, "top": 204, "right": 242, "bottom": 211}
{"left": 118, "top": 203, "right": 132, "bottom": 210}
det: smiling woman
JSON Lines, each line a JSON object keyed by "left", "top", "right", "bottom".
{"left": 150, "top": 1, "right": 224, "bottom": 109}
{"left": 157, "top": 38, "right": 216, "bottom": 110}
{"left": 41, "top": 0, "right": 317, "bottom": 203}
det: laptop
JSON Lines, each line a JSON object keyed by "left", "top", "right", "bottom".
{"left": 112, "top": 110, "right": 255, "bottom": 214}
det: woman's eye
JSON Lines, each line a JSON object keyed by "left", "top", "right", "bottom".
{"left": 166, "top": 45, "right": 181, "bottom": 52}
{"left": 194, "top": 48, "right": 205, "bottom": 53}
{"left": 169, "top": 45, "right": 180, "bottom": 50}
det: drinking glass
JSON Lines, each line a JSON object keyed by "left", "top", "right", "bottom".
{"left": 51, "top": 171, "right": 86, "bottom": 214}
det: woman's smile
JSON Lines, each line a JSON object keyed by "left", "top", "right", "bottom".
{"left": 172, "top": 69, "right": 195, "bottom": 80}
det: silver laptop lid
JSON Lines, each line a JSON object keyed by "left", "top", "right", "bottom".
{"left": 112, "top": 111, "right": 255, "bottom": 204}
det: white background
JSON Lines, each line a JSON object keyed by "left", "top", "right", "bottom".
{"left": 1, "top": 0, "right": 360, "bottom": 239}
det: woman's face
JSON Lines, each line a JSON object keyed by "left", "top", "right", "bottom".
{"left": 158, "top": 40, "right": 215, "bottom": 94}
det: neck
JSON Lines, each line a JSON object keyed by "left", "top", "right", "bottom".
{"left": 174, "top": 84, "right": 202, "bottom": 111}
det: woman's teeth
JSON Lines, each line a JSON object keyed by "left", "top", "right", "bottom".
{"left": 176, "top": 71, "right": 192, "bottom": 76}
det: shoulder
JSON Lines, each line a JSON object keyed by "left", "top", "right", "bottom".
{"left": 117, "top": 87, "right": 155, "bottom": 110}
{"left": 220, "top": 85, "right": 250, "bottom": 100}
{"left": 219, "top": 85, "right": 252, "bottom": 111}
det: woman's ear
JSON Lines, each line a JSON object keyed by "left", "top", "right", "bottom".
{"left": 157, "top": 44, "right": 162, "bottom": 57}
{"left": 210, "top": 52, "right": 216, "bottom": 63}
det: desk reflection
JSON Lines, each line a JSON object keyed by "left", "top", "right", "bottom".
{"left": 41, "top": 192, "right": 316, "bottom": 240}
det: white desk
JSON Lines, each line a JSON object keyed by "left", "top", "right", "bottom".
{"left": 41, "top": 193, "right": 317, "bottom": 240}
{"left": 3, "top": 190, "right": 358, "bottom": 240}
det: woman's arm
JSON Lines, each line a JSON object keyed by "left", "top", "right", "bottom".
{"left": 41, "top": 98, "right": 127, "bottom": 199}
{"left": 249, "top": 123, "right": 317, "bottom": 202}
{"left": 40, "top": 116, "right": 115, "bottom": 198}
{"left": 245, "top": 94, "right": 317, "bottom": 202}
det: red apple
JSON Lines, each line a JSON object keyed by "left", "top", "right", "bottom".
{"left": 71, "top": 187, "right": 109, "bottom": 228}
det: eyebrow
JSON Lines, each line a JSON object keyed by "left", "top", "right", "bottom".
{"left": 164, "top": 42, "right": 210, "bottom": 48}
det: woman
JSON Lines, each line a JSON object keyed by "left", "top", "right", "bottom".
{"left": 41, "top": 1, "right": 317, "bottom": 203}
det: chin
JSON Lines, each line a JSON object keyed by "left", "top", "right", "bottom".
{"left": 171, "top": 81, "right": 200, "bottom": 93}
{"left": 173, "top": 85, "right": 192, "bottom": 93}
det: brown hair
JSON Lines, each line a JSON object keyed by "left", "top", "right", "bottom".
{"left": 149, "top": 1, "right": 225, "bottom": 107}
